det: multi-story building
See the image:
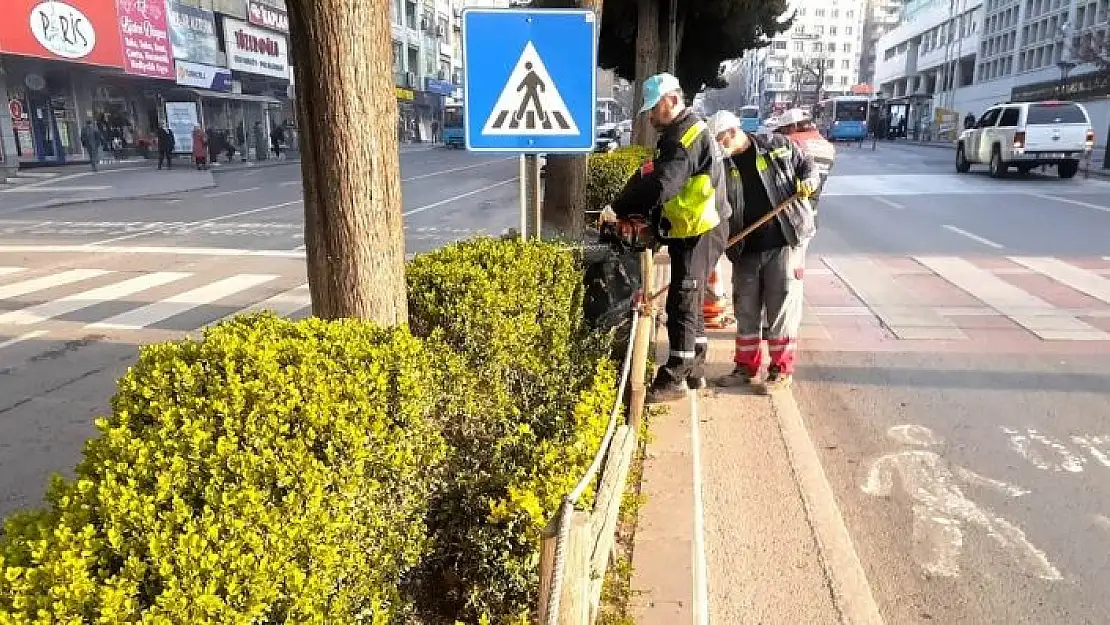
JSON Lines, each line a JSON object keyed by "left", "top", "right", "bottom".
{"left": 874, "top": 0, "right": 1110, "bottom": 142}
{"left": 860, "top": 0, "right": 907, "bottom": 84}
{"left": 741, "top": 0, "right": 868, "bottom": 115}
{"left": 391, "top": 0, "right": 467, "bottom": 142}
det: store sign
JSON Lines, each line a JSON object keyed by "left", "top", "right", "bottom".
{"left": 247, "top": 0, "right": 288, "bottom": 33}
{"left": 116, "top": 0, "right": 174, "bottom": 79}
{"left": 396, "top": 87, "right": 414, "bottom": 101}
{"left": 167, "top": 2, "right": 218, "bottom": 65}
{"left": 222, "top": 16, "right": 288, "bottom": 80}
{"left": 425, "top": 77, "right": 455, "bottom": 96}
{"left": 1, "top": 0, "right": 124, "bottom": 68}
{"left": 1011, "top": 71, "right": 1109, "bottom": 103}
{"left": 165, "top": 101, "right": 197, "bottom": 154}
{"left": 175, "top": 59, "right": 231, "bottom": 91}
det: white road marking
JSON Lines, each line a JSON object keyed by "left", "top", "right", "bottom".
{"left": 84, "top": 200, "right": 304, "bottom": 245}
{"left": 0, "top": 330, "right": 49, "bottom": 351}
{"left": 401, "top": 157, "right": 516, "bottom": 182}
{"left": 1071, "top": 435, "right": 1110, "bottom": 468}
{"left": 942, "top": 225, "right": 1004, "bottom": 249}
{"left": 89, "top": 274, "right": 277, "bottom": 330}
{"left": 1010, "top": 257, "right": 1110, "bottom": 304}
{"left": 773, "top": 391, "right": 886, "bottom": 623}
{"left": 863, "top": 424, "right": 1061, "bottom": 581}
{"left": 689, "top": 393, "right": 709, "bottom": 625}
{"left": 0, "top": 245, "right": 304, "bottom": 258}
{"left": 280, "top": 180, "right": 300, "bottom": 186}
{"left": 0, "top": 267, "right": 24, "bottom": 278}
{"left": 292, "top": 244, "right": 306, "bottom": 251}
{"left": 0, "top": 269, "right": 111, "bottom": 300}
{"left": 873, "top": 197, "right": 904, "bottom": 209}
{"left": 1001, "top": 427, "right": 1086, "bottom": 472}
{"left": 0, "top": 272, "right": 191, "bottom": 326}
{"left": 402, "top": 178, "right": 518, "bottom": 216}
{"left": 916, "top": 256, "right": 1110, "bottom": 340}
{"left": 229, "top": 284, "right": 311, "bottom": 319}
{"left": 204, "top": 186, "right": 262, "bottom": 198}
{"left": 1025, "top": 192, "right": 1110, "bottom": 213}
{"left": 1, "top": 185, "right": 112, "bottom": 193}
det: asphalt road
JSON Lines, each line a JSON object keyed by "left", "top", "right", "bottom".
{"left": 0, "top": 146, "right": 520, "bottom": 519}
{"left": 792, "top": 141, "right": 1110, "bottom": 624}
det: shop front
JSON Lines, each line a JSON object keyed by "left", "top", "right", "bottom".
{"left": 396, "top": 86, "right": 416, "bottom": 142}
{"left": 220, "top": 15, "right": 291, "bottom": 160}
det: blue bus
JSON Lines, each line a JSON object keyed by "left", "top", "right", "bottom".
{"left": 442, "top": 104, "right": 464, "bottom": 148}
{"left": 815, "top": 96, "right": 870, "bottom": 142}
{"left": 738, "top": 105, "right": 761, "bottom": 132}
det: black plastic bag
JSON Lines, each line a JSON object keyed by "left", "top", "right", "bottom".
{"left": 582, "top": 246, "right": 642, "bottom": 359}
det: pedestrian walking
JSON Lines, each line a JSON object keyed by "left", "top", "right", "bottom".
{"left": 601, "top": 73, "right": 731, "bottom": 403}
{"left": 80, "top": 120, "right": 100, "bottom": 171}
{"left": 192, "top": 126, "right": 208, "bottom": 170}
{"left": 157, "top": 124, "right": 175, "bottom": 170}
{"left": 705, "top": 110, "right": 819, "bottom": 393}
{"left": 271, "top": 122, "right": 284, "bottom": 159}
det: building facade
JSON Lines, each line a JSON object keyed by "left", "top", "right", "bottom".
{"left": 0, "top": 0, "right": 296, "bottom": 175}
{"left": 860, "top": 0, "right": 907, "bottom": 84}
{"left": 874, "top": 0, "right": 1110, "bottom": 143}
{"left": 391, "top": 0, "right": 466, "bottom": 143}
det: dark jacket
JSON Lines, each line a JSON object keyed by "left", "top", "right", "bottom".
{"left": 611, "top": 109, "right": 731, "bottom": 239}
{"left": 722, "top": 131, "right": 818, "bottom": 261}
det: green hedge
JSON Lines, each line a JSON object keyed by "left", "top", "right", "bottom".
{"left": 0, "top": 315, "right": 445, "bottom": 624}
{"left": 407, "top": 237, "right": 615, "bottom": 624}
{"left": 586, "top": 145, "right": 653, "bottom": 214}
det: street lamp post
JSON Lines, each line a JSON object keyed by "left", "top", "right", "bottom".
{"left": 1056, "top": 60, "right": 1077, "bottom": 98}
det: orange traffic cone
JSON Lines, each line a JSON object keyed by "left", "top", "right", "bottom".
{"left": 703, "top": 258, "right": 728, "bottom": 328}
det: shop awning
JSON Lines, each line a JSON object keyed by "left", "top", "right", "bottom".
{"left": 174, "top": 88, "right": 282, "bottom": 104}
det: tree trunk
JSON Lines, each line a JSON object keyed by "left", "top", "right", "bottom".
{"left": 288, "top": 0, "right": 407, "bottom": 324}
{"left": 631, "top": 0, "right": 660, "bottom": 147}
{"left": 539, "top": 0, "right": 603, "bottom": 239}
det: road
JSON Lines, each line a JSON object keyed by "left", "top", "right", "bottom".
{"left": 793, "top": 142, "right": 1110, "bottom": 624}
{"left": 0, "top": 146, "right": 519, "bottom": 518}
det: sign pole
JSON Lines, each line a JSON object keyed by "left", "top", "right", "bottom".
{"left": 519, "top": 153, "right": 528, "bottom": 240}
{"left": 527, "top": 154, "right": 542, "bottom": 239}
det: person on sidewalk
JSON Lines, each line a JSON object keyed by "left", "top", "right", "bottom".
{"left": 192, "top": 126, "right": 208, "bottom": 170}
{"left": 705, "top": 110, "right": 819, "bottom": 393}
{"left": 157, "top": 124, "right": 175, "bottom": 170}
{"left": 602, "top": 72, "right": 731, "bottom": 403}
{"left": 80, "top": 121, "right": 100, "bottom": 172}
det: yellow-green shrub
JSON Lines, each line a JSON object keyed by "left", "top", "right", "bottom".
{"left": 586, "top": 145, "right": 653, "bottom": 214}
{"left": 0, "top": 314, "right": 445, "bottom": 625}
{"left": 407, "top": 238, "right": 617, "bottom": 624}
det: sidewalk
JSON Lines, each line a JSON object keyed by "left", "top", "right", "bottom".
{"left": 630, "top": 260, "right": 881, "bottom": 625}
{"left": 0, "top": 163, "right": 215, "bottom": 213}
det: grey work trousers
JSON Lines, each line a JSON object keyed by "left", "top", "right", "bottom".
{"left": 731, "top": 244, "right": 805, "bottom": 375}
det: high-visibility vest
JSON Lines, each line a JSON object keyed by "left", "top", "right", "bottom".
{"left": 661, "top": 120, "right": 721, "bottom": 239}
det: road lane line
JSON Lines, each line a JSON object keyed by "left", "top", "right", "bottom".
{"left": 942, "top": 225, "right": 1004, "bottom": 249}
{"left": 1025, "top": 192, "right": 1110, "bottom": 213}
{"left": 0, "top": 330, "right": 49, "bottom": 351}
{"left": 280, "top": 180, "right": 300, "bottom": 186}
{"left": 2, "top": 185, "right": 113, "bottom": 193}
{"left": 204, "top": 186, "right": 262, "bottom": 198}
{"left": 824, "top": 256, "right": 966, "bottom": 340}
{"left": 0, "top": 245, "right": 304, "bottom": 257}
{"left": 84, "top": 199, "right": 304, "bottom": 246}
{"left": 916, "top": 256, "right": 1110, "bottom": 340}
{"left": 771, "top": 390, "right": 886, "bottom": 625}
{"left": 0, "top": 267, "right": 25, "bottom": 279}
{"left": 0, "top": 269, "right": 111, "bottom": 300}
{"left": 401, "top": 157, "right": 516, "bottom": 182}
{"left": 0, "top": 272, "right": 191, "bottom": 325}
{"left": 690, "top": 393, "right": 709, "bottom": 625}
{"left": 873, "top": 197, "right": 904, "bottom": 209}
{"left": 402, "top": 178, "right": 517, "bottom": 216}
{"left": 90, "top": 274, "right": 277, "bottom": 330}
{"left": 234, "top": 284, "right": 311, "bottom": 319}
{"left": 1009, "top": 257, "right": 1110, "bottom": 304}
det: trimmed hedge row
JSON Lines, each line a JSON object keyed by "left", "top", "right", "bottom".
{"left": 0, "top": 238, "right": 616, "bottom": 625}
{"left": 586, "top": 145, "right": 653, "bottom": 215}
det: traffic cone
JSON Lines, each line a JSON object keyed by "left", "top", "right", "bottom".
{"left": 703, "top": 258, "right": 728, "bottom": 328}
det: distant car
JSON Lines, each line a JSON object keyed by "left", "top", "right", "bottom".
{"left": 956, "top": 101, "right": 1095, "bottom": 179}
{"left": 594, "top": 123, "right": 621, "bottom": 153}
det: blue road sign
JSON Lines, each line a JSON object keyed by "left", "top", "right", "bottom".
{"left": 462, "top": 8, "right": 597, "bottom": 153}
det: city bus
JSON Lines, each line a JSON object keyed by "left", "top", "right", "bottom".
{"left": 738, "top": 105, "right": 761, "bottom": 132}
{"left": 442, "top": 103, "right": 464, "bottom": 148}
{"left": 815, "top": 96, "right": 870, "bottom": 142}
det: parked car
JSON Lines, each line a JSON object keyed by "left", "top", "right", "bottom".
{"left": 594, "top": 123, "right": 621, "bottom": 153}
{"left": 956, "top": 100, "right": 1095, "bottom": 179}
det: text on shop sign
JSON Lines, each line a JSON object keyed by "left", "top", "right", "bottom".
{"left": 29, "top": 0, "right": 96, "bottom": 59}
{"left": 233, "top": 29, "right": 280, "bottom": 56}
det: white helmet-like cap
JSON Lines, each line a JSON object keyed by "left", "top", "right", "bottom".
{"left": 706, "top": 110, "right": 742, "bottom": 137}
{"left": 770, "top": 108, "right": 811, "bottom": 129}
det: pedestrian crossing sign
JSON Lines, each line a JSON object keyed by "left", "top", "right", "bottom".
{"left": 462, "top": 8, "right": 597, "bottom": 153}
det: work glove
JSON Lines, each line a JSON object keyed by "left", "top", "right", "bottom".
{"left": 796, "top": 178, "right": 817, "bottom": 198}
{"left": 599, "top": 205, "right": 618, "bottom": 223}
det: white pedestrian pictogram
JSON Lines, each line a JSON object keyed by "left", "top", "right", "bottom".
{"left": 482, "top": 41, "right": 578, "bottom": 136}
{"left": 862, "top": 424, "right": 1062, "bottom": 580}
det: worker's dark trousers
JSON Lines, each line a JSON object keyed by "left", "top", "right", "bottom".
{"left": 655, "top": 222, "right": 728, "bottom": 387}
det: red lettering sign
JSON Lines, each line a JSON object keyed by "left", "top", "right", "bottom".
{"left": 0, "top": 0, "right": 124, "bottom": 68}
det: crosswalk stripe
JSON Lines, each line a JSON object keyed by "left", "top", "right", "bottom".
{"left": 824, "top": 256, "right": 967, "bottom": 340}
{"left": 236, "top": 284, "right": 311, "bottom": 318}
{"left": 1010, "top": 257, "right": 1110, "bottom": 305}
{"left": 88, "top": 274, "right": 278, "bottom": 330}
{"left": 0, "top": 267, "right": 24, "bottom": 278}
{"left": 0, "top": 269, "right": 111, "bottom": 300}
{"left": 0, "top": 272, "right": 191, "bottom": 326}
{"left": 915, "top": 257, "right": 1110, "bottom": 341}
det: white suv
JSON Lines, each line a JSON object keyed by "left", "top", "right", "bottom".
{"left": 956, "top": 101, "right": 1095, "bottom": 179}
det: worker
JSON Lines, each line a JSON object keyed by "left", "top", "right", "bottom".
{"left": 705, "top": 109, "right": 820, "bottom": 393}
{"left": 600, "top": 72, "right": 731, "bottom": 403}
{"left": 766, "top": 107, "right": 836, "bottom": 219}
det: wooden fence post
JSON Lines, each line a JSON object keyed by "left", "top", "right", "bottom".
{"left": 559, "top": 511, "right": 591, "bottom": 625}
{"left": 537, "top": 513, "right": 560, "bottom": 624}
{"left": 628, "top": 248, "right": 655, "bottom": 431}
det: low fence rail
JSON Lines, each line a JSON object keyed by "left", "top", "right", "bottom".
{"left": 537, "top": 249, "right": 656, "bottom": 625}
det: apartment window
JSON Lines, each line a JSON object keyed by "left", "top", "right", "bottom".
{"left": 816, "top": 8, "right": 825, "bottom": 16}
{"left": 847, "top": 9, "right": 854, "bottom": 18}
{"left": 842, "top": 59, "right": 851, "bottom": 69}
{"left": 815, "top": 25, "right": 825, "bottom": 35}
{"left": 813, "top": 42, "right": 823, "bottom": 52}
{"left": 405, "top": 0, "right": 417, "bottom": 28}
{"left": 393, "top": 41, "right": 403, "bottom": 74}
{"left": 832, "top": 9, "right": 839, "bottom": 18}
{"left": 841, "top": 76, "right": 849, "bottom": 85}
{"left": 827, "top": 58, "right": 835, "bottom": 69}
{"left": 846, "top": 26, "right": 853, "bottom": 35}
{"left": 795, "top": 41, "right": 804, "bottom": 51}
{"left": 830, "top": 26, "right": 838, "bottom": 35}
{"left": 774, "top": 40, "right": 788, "bottom": 50}
{"left": 843, "top": 43, "right": 852, "bottom": 52}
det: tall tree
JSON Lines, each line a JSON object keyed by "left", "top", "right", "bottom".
{"left": 533, "top": 0, "right": 605, "bottom": 238}
{"left": 287, "top": 0, "right": 408, "bottom": 324}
